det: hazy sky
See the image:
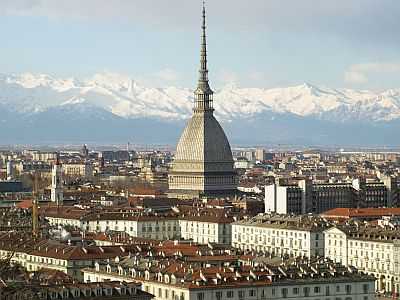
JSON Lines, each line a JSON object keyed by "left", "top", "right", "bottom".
{"left": 1, "top": 0, "right": 399, "bottom": 90}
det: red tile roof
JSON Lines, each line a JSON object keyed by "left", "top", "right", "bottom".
{"left": 321, "top": 207, "right": 400, "bottom": 219}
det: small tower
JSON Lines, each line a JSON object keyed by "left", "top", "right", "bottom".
{"left": 51, "top": 154, "right": 63, "bottom": 205}
{"left": 32, "top": 173, "right": 39, "bottom": 237}
{"left": 6, "top": 160, "right": 14, "bottom": 181}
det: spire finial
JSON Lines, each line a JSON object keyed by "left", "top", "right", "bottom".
{"left": 194, "top": 0, "right": 214, "bottom": 112}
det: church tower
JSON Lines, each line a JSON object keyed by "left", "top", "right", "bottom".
{"left": 168, "top": 2, "right": 238, "bottom": 199}
{"left": 51, "top": 154, "right": 63, "bottom": 205}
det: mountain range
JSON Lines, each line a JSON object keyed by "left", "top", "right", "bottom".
{"left": 0, "top": 72, "right": 399, "bottom": 146}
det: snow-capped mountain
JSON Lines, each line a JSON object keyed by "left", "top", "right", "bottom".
{"left": 2, "top": 72, "right": 400, "bottom": 122}
{"left": 1, "top": 72, "right": 400, "bottom": 145}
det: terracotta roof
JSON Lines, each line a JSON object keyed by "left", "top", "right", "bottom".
{"left": 16, "top": 199, "right": 33, "bottom": 209}
{"left": 321, "top": 207, "right": 400, "bottom": 219}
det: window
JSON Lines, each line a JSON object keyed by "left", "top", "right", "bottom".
{"left": 304, "top": 287, "right": 310, "bottom": 297}
{"left": 345, "top": 285, "right": 352, "bottom": 295}
{"left": 238, "top": 291, "right": 245, "bottom": 299}
{"left": 326, "top": 286, "right": 330, "bottom": 296}
{"left": 363, "top": 284, "right": 369, "bottom": 293}
{"left": 216, "top": 291, "right": 222, "bottom": 300}
{"left": 226, "top": 291, "right": 234, "bottom": 298}
{"left": 293, "top": 288, "right": 299, "bottom": 295}
{"left": 249, "top": 290, "right": 256, "bottom": 297}
{"left": 197, "top": 292, "right": 204, "bottom": 300}
{"left": 282, "top": 288, "right": 288, "bottom": 298}
{"left": 315, "top": 286, "right": 321, "bottom": 293}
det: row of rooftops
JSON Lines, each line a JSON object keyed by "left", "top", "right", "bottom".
{"left": 329, "top": 221, "right": 400, "bottom": 243}
{"left": 41, "top": 205, "right": 237, "bottom": 224}
{"left": 0, "top": 280, "right": 153, "bottom": 300}
{"left": 233, "top": 214, "right": 330, "bottom": 232}
{"left": 87, "top": 256, "right": 373, "bottom": 289}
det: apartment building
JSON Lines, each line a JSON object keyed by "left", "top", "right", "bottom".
{"left": 232, "top": 214, "right": 329, "bottom": 257}
{"left": 83, "top": 256, "right": 375, "bottom": 300}
{"left": 324, "top": 222, "right": 400, "bottom": 293}
{"left": 265, "top": 178, "right": 395, "bottom": 215}
{"left": 43, "top": 207, "right": 235, "bottom": 245}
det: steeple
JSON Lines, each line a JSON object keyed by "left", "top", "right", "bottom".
{"left": 194, "top": 1, "right": 214, "bottom": 112}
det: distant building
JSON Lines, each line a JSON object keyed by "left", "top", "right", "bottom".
{"left": 31, "top": 151, "right": 58, "bottom": 162}
{"left": 51, "top": 156, "right": 63, "bottom": 205}
{"left": 80, "top": 144, "right": 89, "bottom": 158}
{"left": 255, "top": 148, "right": 265, "bottom": 161}
{"left": 6, "top": 160, "right": 14, "bottom": 181}
{"left": 265, "top": 178, "right": 394, "bottom": 214}
{"left": 100, "top": 150, "right": 130, "bottom": 162}
{"left": 63, "top": 162, "right": 93, "bottom": 179}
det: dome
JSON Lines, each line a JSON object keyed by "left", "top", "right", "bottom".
{"left": 174, "top": 112, "right": 234, "bottom": 165}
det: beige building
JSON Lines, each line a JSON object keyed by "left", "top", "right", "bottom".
{"left": 63, "top": 162, "right": 93, "bottom": 178}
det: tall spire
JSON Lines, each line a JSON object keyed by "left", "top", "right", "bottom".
{"left": 194, "top": 0, "right": 214, "bottom": 112}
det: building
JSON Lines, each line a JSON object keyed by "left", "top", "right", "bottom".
{"left": 0, "top": 232, "right": 148, "bottom": 281}
{"left": 51, "top": 156, "right": 63, "bottom": 205}
{"left": 324, "top": 223, "right": 400, "bottom": 293}
{"left": 265, "top": 182, "right": 304, "bottom": 214}
{"left": 232, "top": 214, "right": 328, "bottom": 257}
{"left": 63, "top": 163, "right": 93, "bottom": 179}
{"left": 6, "top": 160, "right": 14, "bottom": 180}
{"left": 100, "top": 150, "right": 130, "bottom": 162}
{"left": 255, "top": 148, "right": 265, "bottom": 162}
{"left": 168, "top": 4, "right": 237, "bottom": 199}
{"left": 83, "top": 255, "right": 375, "bottom": 300}
{"left": 31, "top": 151, "right": 58, "bottom": 162}
{"left": 179, "top": 209, "right": 233, "bottom": 245}
{"left": 265, "top": 178, "right": 393, "bottom": 215}
{"left": 42, "top": 206, "right": 235, "bottom": 245}
{"left": 0, "top": 281, "right": 153, "bottom": 300}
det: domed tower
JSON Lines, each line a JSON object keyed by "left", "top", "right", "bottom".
{"left": 168, "top": 2, "right": 238, "bottom": 199}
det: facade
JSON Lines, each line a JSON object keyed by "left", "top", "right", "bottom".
{"left": 168, "top": 4, "right": 237, "bottom": 199}
{"left": 232, "top": 214, "right": 328, "bottom": 257}
{"left": 324, "top": 224, "right": 400, "bottom": 293}
{"left": 31, "top": 151, "right": 58, "bottom": 162}
{"left": 43, "top": 207, "right": 234, "bottom": 245}
{"left": 83, "top": 256, "right": 375, "bottom": 300}
{"left": 179, "top": 211, "right": 233, "bottom": 245}
{"left": 63, "top": 163, "right": 93, "bottom": 179}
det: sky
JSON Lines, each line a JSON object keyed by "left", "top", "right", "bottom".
{"left": 0, "top": 0, "right": 400, "bottom": 90}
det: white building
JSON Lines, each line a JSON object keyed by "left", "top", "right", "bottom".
{"left": 44, "top": 207, "right": 234, "bottom": 245}
{"left": 324, "top": 224, "right": 400, "bottom": 294}
{"left": 84, "top": 256, "right": 375, "bottom": 300}
{"left": 232, "top": 214, "right": 328, "bottom": 257}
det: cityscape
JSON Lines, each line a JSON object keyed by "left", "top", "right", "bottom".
{"left": 1, "top": 1, "right": 400, "bottom": 300}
